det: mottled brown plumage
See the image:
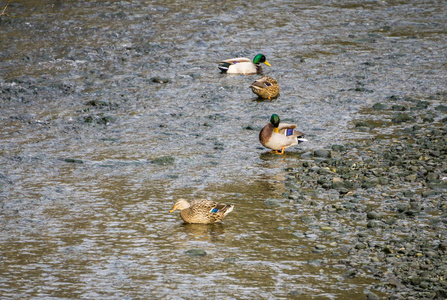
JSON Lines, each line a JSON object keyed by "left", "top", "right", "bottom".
{"left": 169, "top": 198, "right": 234, "bottom": 224}
{"left": 250, "top": 76, "right": 279, "bottom": 99}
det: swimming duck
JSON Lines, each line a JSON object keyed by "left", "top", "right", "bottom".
{"left": 218, "top": 54, "right": 271, "bottom": 75}
{"left": 259, "top": 114, "right": 308, "bottom": 154}
{"left": 169, "top": 198, "right": 234, "bottom": 224}
{"left": 250, "top": 76, "right": 279, "bottom": 99}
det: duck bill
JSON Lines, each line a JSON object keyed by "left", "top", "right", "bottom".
{"left": 169, "top": 207, "right": 176, "bottom": 213}
{"left": 264, "top": 60, "right": 271, "bottom": 66}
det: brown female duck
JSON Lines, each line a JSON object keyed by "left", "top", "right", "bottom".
{"left": 169, "top": 198, "right": 234, "bottom": 224}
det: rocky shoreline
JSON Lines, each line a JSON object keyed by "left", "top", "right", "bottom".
{"left": 283, "top": 94, "right": 447, "bottom": 299}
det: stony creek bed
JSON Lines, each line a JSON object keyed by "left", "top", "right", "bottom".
{"left": 1, "top": 0, "right": 446, "bottom": 299}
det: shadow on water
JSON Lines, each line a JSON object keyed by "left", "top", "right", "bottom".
{"left": 180, "top": 223, "right": 228, "bottom": 241}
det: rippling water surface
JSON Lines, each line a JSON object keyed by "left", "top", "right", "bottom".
{"left": 1, "top": 0, "right": 446, "bottom": 298}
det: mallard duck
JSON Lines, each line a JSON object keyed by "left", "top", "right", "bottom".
{"left": 169, "top": 198, "right": 234, "bottom": 224}
{"left": 250, "top": 77, "right": 279, "bottom": 99}
{"left": 259, "top": 114, "right": 308, "bottom": 154}
{"left": 218, "top": 54, "right": 271, "bottom": 75}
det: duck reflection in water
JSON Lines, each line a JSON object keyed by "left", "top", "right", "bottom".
{"left": 181, "top": 223, "right": 227, "bottom": 241}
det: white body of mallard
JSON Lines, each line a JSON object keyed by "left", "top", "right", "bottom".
{"left": 219, "top": 57, "right": 258, "bottom": 74}
{"left": 218, "top": 54, "right": 270, "bottom": 75}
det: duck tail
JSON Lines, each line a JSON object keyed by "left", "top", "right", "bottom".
{"left": 218, "top": 62, "right": 230, "bottom": 73}
{"left": 223, "top": 205, "right": 234, "bottom": 216}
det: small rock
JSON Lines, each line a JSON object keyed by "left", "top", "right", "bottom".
{"left": 383, "top": 246, "right": 393, "bottom": 254}
{"left": 392, "top": 113, "right": 411, "bottom": 123}
{"left": 314, "top": 149, "right": 331, "bottom": 158}
{"left": 426, "top": 172, "right": 439, "bottom": 182}
{"left": 355, "top": 243, "right": 366, "bottom": 250}
{"left": 410, "top": 276, "right": 422, "bottom": 285}
{"left": 391, "top": 105, "right": 406, "bottom": 111}
{"left": 372, "top": 103, "right": 387, "bottom": 110}
{"left": 264, "top": 199, "right": 280, "bottom": 206}
{"left": 371, "top": 257, "right": 380, "bottom": 263}
{"left": 307, "top": 259, "right": 322, "bottom": 267}
{"left": 320, "top": 226, "right": 333, "bottom": 231}
{"left": 223, "top": 257, "right": 237, "bottom": 263}
{"left": 366, "top": 291, "right": 380, "bottom": 300}
{"left": 151, "top": 156, "right": 175, "bottom": 165}
{"left": 385, "top": 277, "right": 404, "bottom": 288}
{"left": 435, "top": 105, "right": 447, "bottom": 112}
{"left": 405, "top": 174, "right": 417, "bottom": 182}
{"left": 342, "top": 269, "right": 357, "bottom": 279}
{"left": 151, "top": 76, "right": 170, "bottom": 83}
{"left": 185, "top": 248, "right": 207, "bottom": 257}
{"left": 331, "top": 144, "right": 346, "bottom": 152}
{"left": 371, "top": 168, "right": 383, "bottom": 176}
{"left": 60, "top": 158, "right": 84, "bottom": 164}
{"left": 362, "top": 177, "right": 380, "bottom": 188}
{"left": 367, "top": 220, "right": 382, "bottom": 228}
{"left": 304, "top": 233, "right": 319, "bottom": 239}
{"left": 332, "top": 177, "right": 346, "bottom": 190}
{"left": 422, "top": 190, "right": 439, "bottom": 197}
{"left": 330, "top": 150, "right": 341, "bottom": 158}
{"left": 289, "top": 290, "right": 303, "bottom": 296}
{"left": 355, "top": 121, "right": 375, "bottom": 128}
{"left": 293, "top": 231, "right": 305, "bottom": 238}
{"left": 317, "top": 168, "right": 333, "bottom": 174}
{"left": 315, "top": 244, "right": 327, "bottom": 250}
{"left": 396, "top": 203, "right": 409, "bottom": 213}
{"left": 367, "top": 211, "right": 381, "bottom": 220}
{"left": 438, "top": 242, "right": 447, "bottom": 252}
{"left": 299, "top": 215, "right": 315, "bottom": 224}
{"left": 85, "top": 100, "right": 112, "bottom": 107}
{"left": 430, "top": 150, "right": 441, "bottom": 157}
{"left": 379, "top": 25, "right": 392, "bottom": 32}
{"left": 415, "top": 101, "right": 429, "bottom": 109}
{"left": 356, "top": 126, "right": 371, "bottom": 132}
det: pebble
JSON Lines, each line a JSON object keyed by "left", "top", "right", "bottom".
{"left": 304, "top": 233, "right": 319, "bottom": 239}
{"left": 185, "top": 249, "right": 207, "bottom": 257}
{"left": 151, "top": 156, "right": 175, "bottom": 165}
{"left": 313, "top": 149, "right": 331, "bottom": 158}
{"left": 150, "top": 76, "right": 170, "bottom": 83}
{"left": 315, "top": 244, "right": 327, "bottom": 250}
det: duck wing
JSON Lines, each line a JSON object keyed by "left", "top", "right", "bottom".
{"left": 183, "top": 199, "right": 234, "bottom": 223}
{"left": 219, "top": 57, "right": 251, "bottom": 64}
{"left": 277, "top": 122, "right": 297, "bottom": 131}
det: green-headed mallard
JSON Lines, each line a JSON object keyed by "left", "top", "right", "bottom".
{"left": 169, "top": 198, "right": 234, "bottom": 224}
{"left": 218, "top": 54, "right": 271, "bottom": 75}
{"left": 250, "top": 76, "right": 279, "bottom": 99}
{"left": 259, "top": 114, "right": 308, "bottom": 155}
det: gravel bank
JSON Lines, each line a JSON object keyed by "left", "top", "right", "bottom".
{"left": 283, "top": 94, "right": 447, "bottom": 299}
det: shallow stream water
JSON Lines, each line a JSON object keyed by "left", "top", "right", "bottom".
{"left": 1, "top": 0, "right": 446, "bottom": 298}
